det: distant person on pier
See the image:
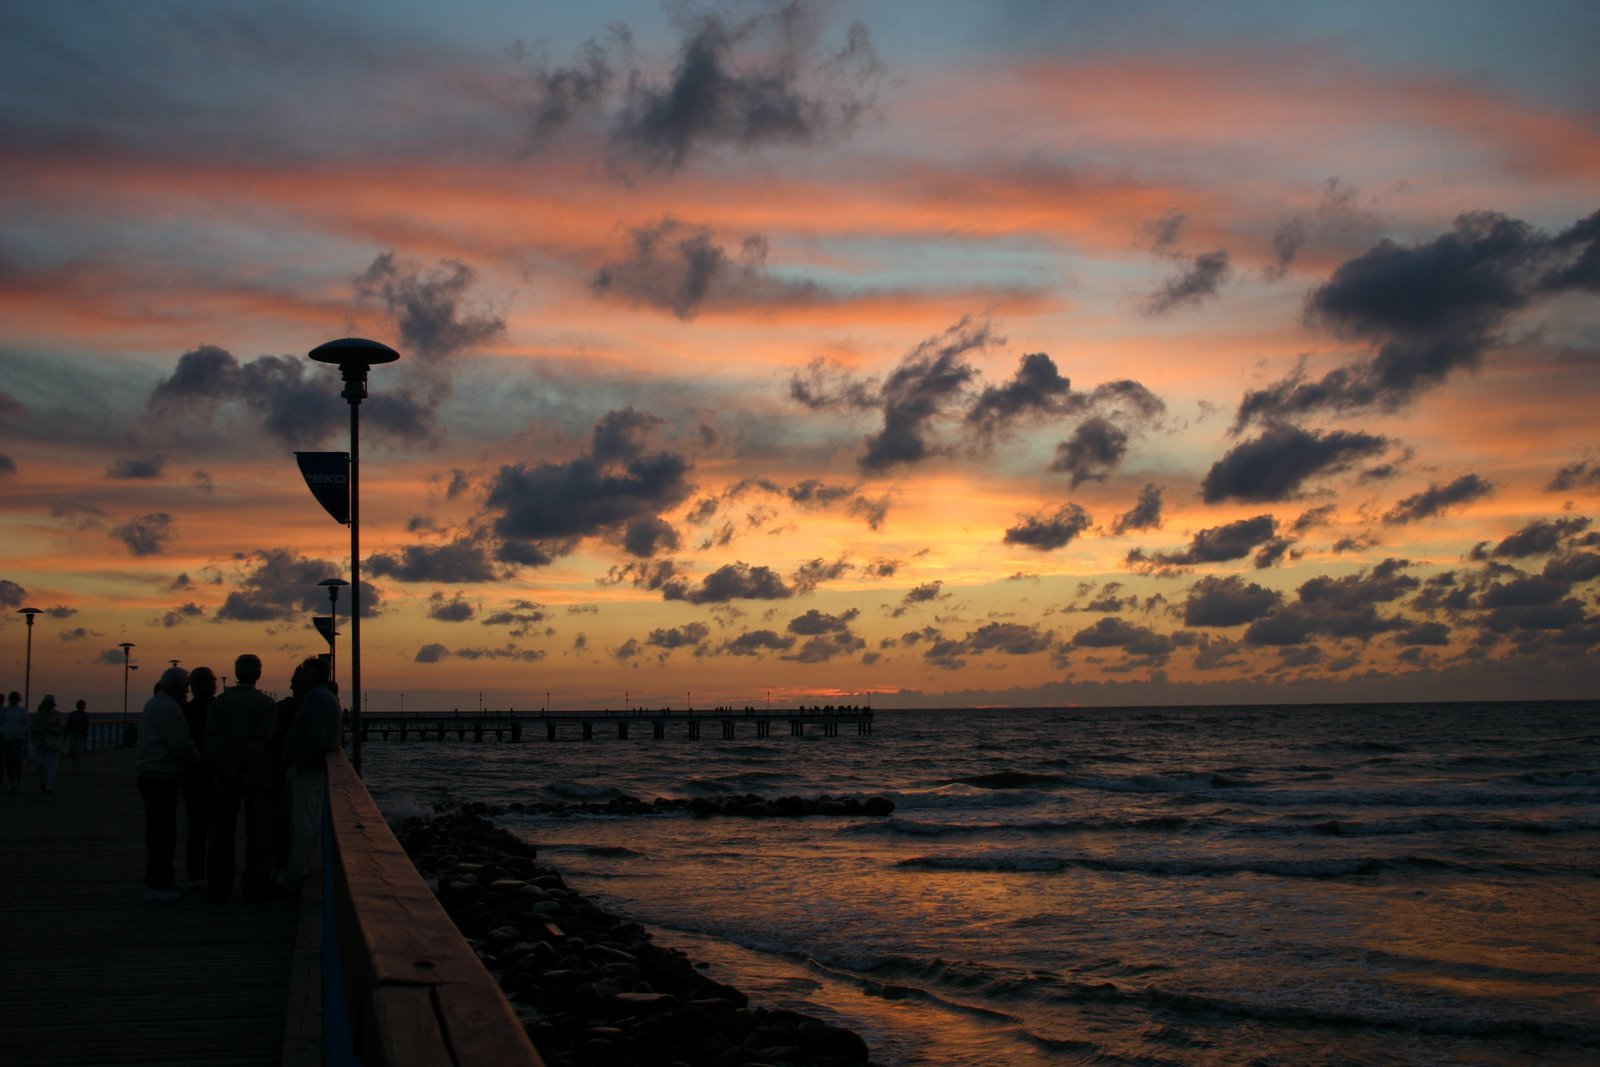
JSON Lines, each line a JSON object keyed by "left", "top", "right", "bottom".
{"left": 273, "top": 656, "right": 340, "bottom": 895}
{"left": 136, "top": 667, "right": 198, "bottom": 902}
{"left": 206, "top": 654, "right": 277, "bottom": 904}
{"left": 268, "top": 661, "right": 311, "bottom": 874}
{"left": 30, "top": 694, "right": 64, "bottom": 793}
{"left": 1, "top": 690, "right": 27, "bottom": 792}
{"left": 65, "top": 699, "right": 89, "bottom": 771}
{"left": 181, "top": 667, "right": 217, "bottom": 889}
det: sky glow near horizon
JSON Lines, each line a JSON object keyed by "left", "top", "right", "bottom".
{"left": 1, "top": 1, "right": 1597, "bottom": 711}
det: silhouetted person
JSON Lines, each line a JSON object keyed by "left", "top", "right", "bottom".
{"left": 180, "top": 666, "right": 217, "bottom": 889}
{"left": 136, "top": 667, "right": 198, "bottom": 901}
{"left": 274, "top": 657, "right": 340, "bottom": 894}
{"left": 1, "top": 691, "right": 27, "bottom": 791}
{"left": 30, "top": 695, "right": 64, "bottom": 793}
{"left": 268, "top": 661, "right": 311, "bottom": 875}
{"left": 65, "top": 699, "right": 89, "bottom": 771}
{"left": 207, "top": 654, "right": 278, "bottom": 903}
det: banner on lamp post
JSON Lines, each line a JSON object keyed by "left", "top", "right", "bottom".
{"left": 295, "top": 451, "right": 350, "bottom": 525}
{"left": 312, "top": 615, "right": 338, "bottom": 645}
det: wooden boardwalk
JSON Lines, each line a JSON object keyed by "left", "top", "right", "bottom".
{"left": 0, "top": 746, "right": 303, "bottom": 1067}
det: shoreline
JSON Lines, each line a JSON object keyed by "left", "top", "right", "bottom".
{"left": 393, "top": 802, "right": 877, "bottom": 1067}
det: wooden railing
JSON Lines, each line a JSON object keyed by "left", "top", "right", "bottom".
{"left": 322, "top": 751, "right": 544, "bottom": 1066}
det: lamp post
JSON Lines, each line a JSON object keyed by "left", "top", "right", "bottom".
{"left": 318, "top": 577, "right": 349, "bottom": 686}
{"left": 309, "top": 336, "right": 399, "bottom": 775}
{"left": 19, "top": 607, "right": 42, "bottom": 711}
{"left": 118, "top": 642, "right": 136, "bottom": 725}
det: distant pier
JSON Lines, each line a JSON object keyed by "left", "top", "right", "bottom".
{"left": 348, "top": 707, "right": 874, "bottom": 743}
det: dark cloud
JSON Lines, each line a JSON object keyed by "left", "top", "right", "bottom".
{"left": 1128, "top": 514, "right": 1278, "bottom": 574}
{"left": 1266, "top": 217, "right": 1307, "bottom": 281}
{"left": 111, "top": 513, "right": 174, "bottom": 557}
{"left": 0, "top": 455, "right": 13, "bottom": 475}
{"left": 481, "top": 600, "right": 547, "bottom": 637}
{"left": 721, "top": 630, "right": 795, "bottom": 656}
{"left": 1051, "top": 417, "right": 1128, "bottom": 488}
{"left": 106, "top": 455, "right": 166, "bottom": 480}
{"left": 787, "top": 608, "right": 860, "bottom": 635}
{"left": 148, "top": 345, "right": 373, "bottom": 448}
{"left": 1069, "top": 617, "right": 1174, "bottom": 659}
{"left": 623, "top": 515, "right": 681, "bottom": 557}
{"left": 1143, "top": 249, "right": 1232, "bottom": 315}
{"left": 442, "top": 644, "right": 546, "bottom": 663}
{"left": 1291, "top": 503, "right": 1337, "bottom": 534}
{"left": 1548, "top": 459, "right": 1600, "bottom": 494}
{"left": 366, "top": 540, "right": 504, "bottom": 584}
{"left": 519, "top": 34, "right": 617, "bottom": 137}
{"left": 1141, "top": 210, "right": 1186, "bottom": 251}
{"left": 1396, "top": 621, "right": 1451, "bottom": 646}
{"left": 792, "top": 557, "right": 851, "bottom": 594}
{"left": 891, "top": 581, "right": 943, "bottom": 616}
{"left": 782, "top": 630, "right": 866, "bottom": 663}
{"left": 1253, "top": 537, "right": 1296, "bottom": 569}
{"left": 962, "top": 622, "right": 1055, "bottom": 656}
{"left": 427, "top": 592, "right": 476, "bottom": 623}
{"left": 1111, "top": 484, "right": 1163, "bottom": 535}
{"left": 1202, "top": 424, "right": 1388, "bottom": 503}
{"left": 0, "top": 579, "right": 24, "bottom": 607}
{"left": 1382, "top": 474, "right": 1494, "bottom": 526}
{"left": 159, "top": 603, "right": 205, "bottom": 628}
{"left": 788, "top": 357, "right": 881, "bottom": 411}
{"left": 217, "top": 548, "right": 380, "bottom": 622}
{"left": 1004, "top": 503, "right": 1092, "bottom": 551}
{"left": 354, "top": 253, "right": 506, "bottom": 364}
{"left": 415, "top": 643, "right": 449, "bottom": 664}
{"left": 966, "top": 352, "right": 1072, "bottom": 435}
{"left": 1299, "top": 559, "right": 1419, "bottom": 611}
{"left": 1183, "top": 575, "right": 1284, "bottom": 627}
{"left": 608, "top": 7, "right": 881, "bottom": 174}
{"left": 594, "top": 218, "right": 820, "bottom": 318}
{"left": 485, "top": 408, "right": 693, "bottom": 565}
{"left": 1234, "top": 209, "right": 1600, "bottom": 430}
{"left": 647, "top": 622, "right": 711, "bottom": 650}
{"left": 1476, "top": 516, "right": 1592, "bottom": 559}
{"left": 663, "top": 562, "right": 793, "bottom": 604}
{"left": 861, "top": 319, "right": 992, "bottom": 472}
{"left": 599, "top": 559, "right": 683, "bottom": 591}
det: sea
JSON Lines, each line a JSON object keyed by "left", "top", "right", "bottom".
{"left": 357, "top": 700, "right": 1600, "bottom": 1066}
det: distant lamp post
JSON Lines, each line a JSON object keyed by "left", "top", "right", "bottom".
{"left": 318, "top": 578, "right": 349, "bottom": 685}
{"left": 19, "top": 607, "right": 42, "bottom": 711}
{"left": 309, "top": 336, "right": 399, "bottom": 775}
{"left": 118, "top": 642, "right": 136, "bottom": 724}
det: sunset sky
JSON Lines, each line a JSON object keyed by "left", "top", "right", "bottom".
{"left": 2, "top": 1, "right": 1597, "bottom": 712}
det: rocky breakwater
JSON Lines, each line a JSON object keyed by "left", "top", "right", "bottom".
{"left": 395, "top": 804, "right": 876, "bottom": 1067}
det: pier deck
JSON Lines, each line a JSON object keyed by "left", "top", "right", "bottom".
{"left": 0, "top": 747, "right": 300, "bottom": 1067}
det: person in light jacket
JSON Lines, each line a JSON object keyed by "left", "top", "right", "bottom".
{"left": 136, "top": 667, "right": 198, "bottom": 901}
{"left": 30, "top": 695, "right": 65, "bottom": 793}
{"left": 0, "top": 691, "right": 27, "bottom": 792}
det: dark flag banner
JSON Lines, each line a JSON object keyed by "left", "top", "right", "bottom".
{"left": 312, "top": 615, "right": 338, "bottom": 644}
{"left": 295, "top": 451, "right": 350, "bottom": 525}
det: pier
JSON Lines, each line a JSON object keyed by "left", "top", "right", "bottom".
{"left": 351, "top": 707, "right": 875, "bottom": 743}
{"left": 1, "top": 730, "right": 539, "bottom": 1066}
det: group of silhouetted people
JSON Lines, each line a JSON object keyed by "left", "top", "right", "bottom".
{"left": 0, "top": 690, "right": 90, "bottom": 793}
{"left": 134, "top": 655, "right": 342, "bottom": 903}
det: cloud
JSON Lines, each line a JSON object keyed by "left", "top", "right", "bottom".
{"left": 1202, "top": 424, "right": 1388, "bottom": 503}
{"left": 663, "top": 561, "right": 793, "bottom": 604}
{"left": 106, "top": 455, "right": 166, "bottom": 480}
{"left": 647, "top": 622, "right": 711, "bottom": 650}
{"left": 353, "top": 253, "right": 506, "bottom": 364}
{"left": 1143, "top": 249, "right": 1232, "bottom": 315}
{"left": 720, "top": 629, "right": 795, "bottom": 656}
{"left": 623, "top": 515, "right": 682, "bottom": 557}
{"left": 366, "top": 540, "right": 504, "bottom": 583}
{"left": 1004, "top": 503, "right": 1092, "bottom": 551}
{"left": 1234, "top": 209, "right": 1600, "bottom": 430}
{"left": 1382, "top": 474, "right": 1494, "bottom": 525}
{"left": 518, "top": 33, "right": 617, "bottom": 138}
{"left": 0, "top": 579, "right": 25, "bottom": 607}
{"left": 217, "top": 548, "right": 380, "bottom": 622}
{"left": 593, "top": 218, "right": 821, "bottom": 318}
{"left": 1548, "top": 459, "right": 1600, "bottom": 494}
{"left": 415, "top": 643, "right": 449, "bottom": 664}
{"left": 484, "top": 408, "right": 693, "bottom": 565}
{"left": 1127, "top": 514, "right": 1278, "bottom": 574}
{"left": 966, "top": 352, "right": 1073, "bottom": 435}
{"left": 481, "top": 600, "right": 547, "bottom": 636}
{"left": 1182, "top": 575, "right": 1284, "bottom": 627}
{"left": 0, "top": 455, "right": 13, "bottom": 475}
{"left": 860, "top": 319, "right": 992, "bottom": 472}
{"left": 1069, "top": 617, "right": 1174, "bottom": 660}
{"left": 607, "top": 7, "right": 881, "bottom": 174}
{"left": 111, "top": 513, "right": 174, "bottom": 557}
{"left": 891, "top": 581, "right": 944, "bottom": 616}
{"left": 787, "top": 608, "right": 860, "bottom": 635}
{"left": 159, "top": 603, "right": 205, "bottom": 628}
{"left": 1051, "top": 417, "right": 1129, "bottom": 488}
{"left": 792, "top": 556, "right": 851, "bottom": 594}
{"left": 781, "top": 629, "right": 866, "bottom": 663}
{"left": 1111, "top": 484, "right": 1164, "bottom": 535}
{"left": 426, "top": 592, "right": 476, "bottom": 623}
{"left": 148, "top": 345, "right": 360, "bottom": 448}
{"left": 1476, "top": 516, "right": 1591, "bottom": 559}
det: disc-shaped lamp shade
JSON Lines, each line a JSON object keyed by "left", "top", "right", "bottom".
{"left": 308, "top": 337, "right": 400, "bottom": 368}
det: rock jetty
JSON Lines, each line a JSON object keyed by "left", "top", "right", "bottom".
{"left": 395, "top": 803, "right": 875, "bottom": 1066}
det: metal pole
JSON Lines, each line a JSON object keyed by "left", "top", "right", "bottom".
{"left": 22, "top": 610, "right": 37, "bottom": 710}
{"left": 349, "top": 394, "right": 362, "bottom": 773}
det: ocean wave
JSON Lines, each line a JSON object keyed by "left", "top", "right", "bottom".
{"left": 844, "top": 814, "right": 1195, "bottom": 838}
{"left": 894, "top": 850, "right": 1475, "bottom": 879}
{"left": 1067, "top": 770, "right": 1252, "bottom": 793}
{"left": 891, "top": 787, "right": 1053, "bottom": 811}
{"left": 543, "top": 779, "right": 623, "bottom": 800}
{"left": 944, "top": 771, "right": 1065, "bottom": 789}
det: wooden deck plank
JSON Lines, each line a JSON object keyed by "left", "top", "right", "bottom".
{"left": 0, "top": 747, "right": 301, "bottom": 1067}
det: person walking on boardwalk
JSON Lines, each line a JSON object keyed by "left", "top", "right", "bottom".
{"left": 268, "top": 661, "right": 310, "bottom": 874}
{"left": 206, "top": 654, "right": 277, "bottom": 903}
{"left": 273, "top": 656, "right": 340, "bottom": 894}
{"left": 30, "top": 695, "right": 64, "bottom": 793}
{"left": 1, "top": 691, "right": 27, "bottom": 792}
{"left": 65, "top": 699, "right": 89, "bottom": 772}
{"left": 136, "top": 667, "right": 198, "bottom": 901}
{"left": 180, "top": 666, "right": 217, "bottom": 889}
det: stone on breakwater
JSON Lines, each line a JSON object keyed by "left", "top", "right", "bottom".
{"left": 394, "top": 804, "right": 874, "bottom": 1067}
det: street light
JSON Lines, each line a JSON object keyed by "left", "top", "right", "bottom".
{"left": 19, "top": 607, "right": 42, "bottom": 711}
{"left": 318, "top": 577, "right": 349, "bottom": 685}
{"left": 118, "top": 642, "right": 136, "bottom": 725}
{"left": 309, "top": 336, "right": 399, "bottom": 776}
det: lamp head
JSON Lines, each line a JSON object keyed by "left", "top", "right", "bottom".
{"left": 308, "top": 337, "right": 400, "bottom": 403}
{"left": 19, "top": 606, "right": 41, "bottom": 626}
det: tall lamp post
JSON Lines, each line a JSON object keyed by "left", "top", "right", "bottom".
{"left": 19, "top": 607, "right": 42, "bottom": 711}
{"left": 318, "top": 577, "right": 349, "bottom": 685}
{"left": 309, "top": 337, "right": 399, "bottom": 775}
{"left": 119, "top": 641, "right": 136, "bottom": 726}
